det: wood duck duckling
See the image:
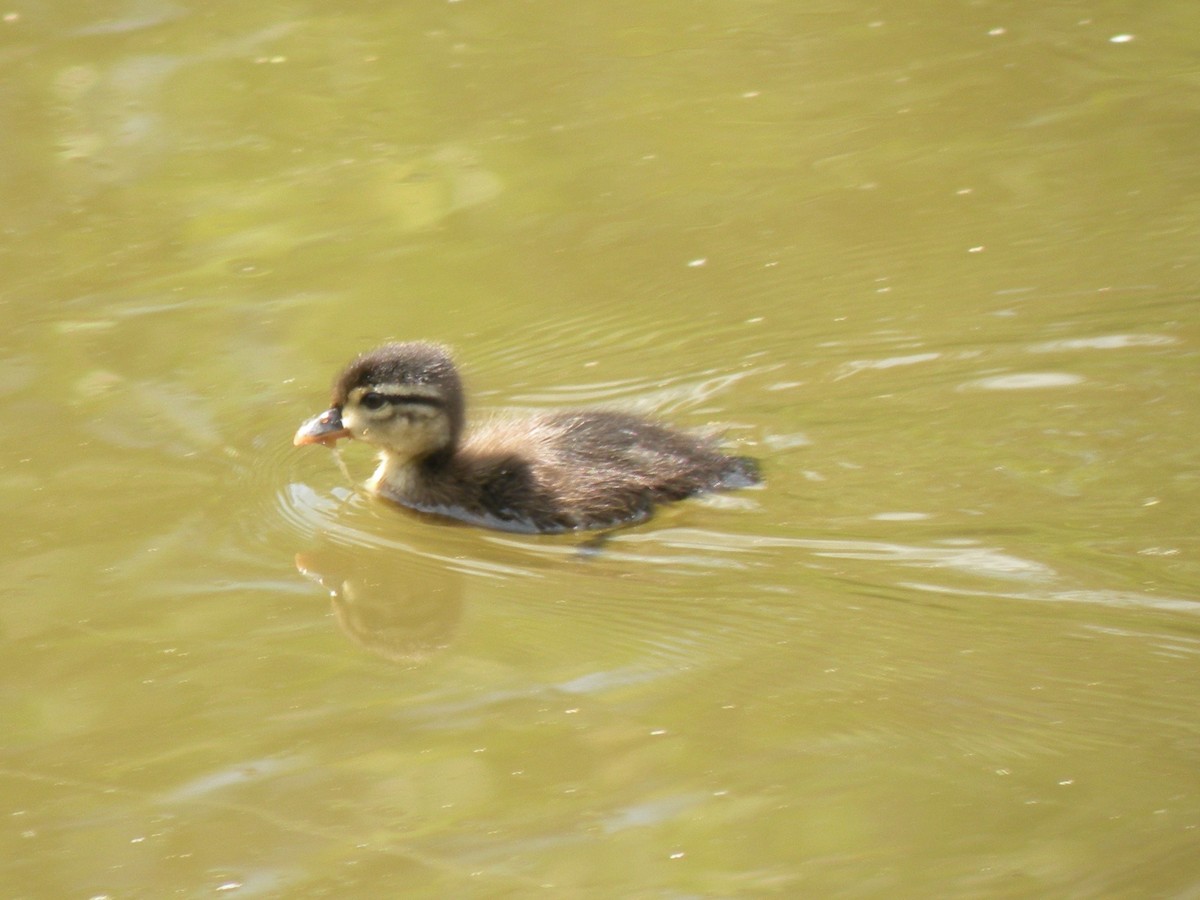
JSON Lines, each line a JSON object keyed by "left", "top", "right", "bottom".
{"left": 294, "top": 342, "right": 760, "bottom": 533}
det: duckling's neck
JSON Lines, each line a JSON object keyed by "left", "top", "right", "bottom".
{"left": 367, "top": 448, "right": 454, "bottom": 505}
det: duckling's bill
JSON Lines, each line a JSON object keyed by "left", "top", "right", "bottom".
{"left": 294, "top": 407, "right": 350, "bottom": 447}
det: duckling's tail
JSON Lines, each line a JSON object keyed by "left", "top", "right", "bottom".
{"left": 720, "top": 455, "right": 761, "bottom": 488}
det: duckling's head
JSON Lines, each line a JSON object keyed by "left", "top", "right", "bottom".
{"left": 294, "top": 342, "right": 464, "bottom": 462}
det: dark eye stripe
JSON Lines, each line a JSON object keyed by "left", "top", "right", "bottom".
{"left": 375, "top": 393, "right": 443, "bottom": 407}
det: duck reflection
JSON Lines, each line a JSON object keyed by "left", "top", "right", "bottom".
{"left": 294, "top": 541, "right": 463, "bottom": 663}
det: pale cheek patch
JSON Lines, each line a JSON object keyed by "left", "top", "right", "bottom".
{"left": 353, "top": 405, "right": 450, "bottom": 456}
{"left": 387, "top": 408, "right": 449, "bottom": 455}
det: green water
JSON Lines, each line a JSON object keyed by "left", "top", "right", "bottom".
{"left": 2, "top": 1, "right": 1198, "bottom": 896}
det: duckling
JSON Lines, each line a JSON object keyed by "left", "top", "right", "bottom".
{"left": 294, "top": 342, "right": 759, "bottom": 533}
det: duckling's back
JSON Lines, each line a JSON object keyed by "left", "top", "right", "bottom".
{"left": 461, "top": 410, "right": 758, "bottom": 531}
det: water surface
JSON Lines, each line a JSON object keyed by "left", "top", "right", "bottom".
{"left": 2, "top": 1, "right": 1198, "bottom": 896}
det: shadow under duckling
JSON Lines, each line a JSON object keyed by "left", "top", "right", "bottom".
{"left": 294, "top": 342, "right": 760, "bottom": 533}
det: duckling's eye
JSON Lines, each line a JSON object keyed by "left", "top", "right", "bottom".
{"left": 360, "top": 391, "right": 388, "bottom": 411}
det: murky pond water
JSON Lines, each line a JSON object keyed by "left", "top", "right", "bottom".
{"left": 2, "top": 1, "right": 1198, "bottom": 896}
